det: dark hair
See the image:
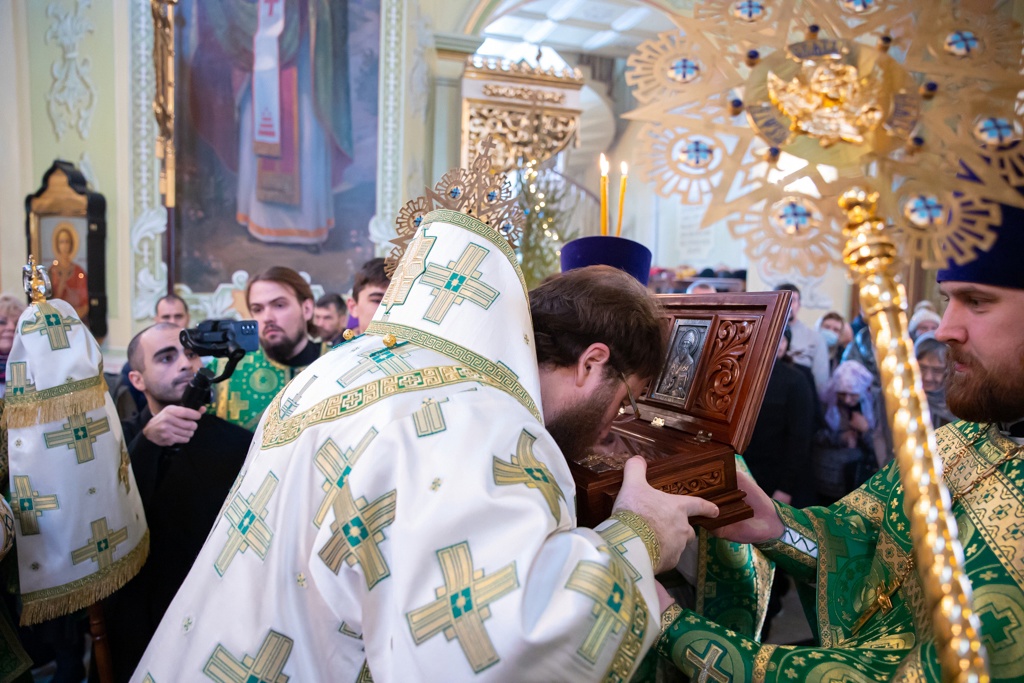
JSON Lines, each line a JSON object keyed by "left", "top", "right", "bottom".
{"left": 352, "top": 258, "right": 390, "bottom": 303}
{"left": 820, "top": 311, "right": 843, "bottom": 325}
{"left": 530, "top": 266, "right": 665, "bottom": 382}
{"left": 315, "top": 293, "right": 347, "bottom": 315}
{"left": 246, "top": 266, "right": 316, "bottom": 336}
{"left": 127, "top": 322, "right": 182, "bottom": 373}
{"left": 155, "top": 293, "right": 189, "bottom": 316}
{"left": 774, "top": 282, "right": 801, "bottom": 296}
{"left": 247, "top": 267, "right": 314, "bottom": 306}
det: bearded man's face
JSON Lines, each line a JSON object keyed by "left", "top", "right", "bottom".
{"left": 545, "top": 379, "right": 622, "bottom": 464}
{"left": 938, "top": 282, "right": 1024, "bottom": 424}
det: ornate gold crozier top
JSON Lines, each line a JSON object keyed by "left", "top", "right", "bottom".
{"left": 23, "top": 256, "right": 51, "bottom": 304}
{"left": 384, "top": 136, "right": 526, "bottom": 278}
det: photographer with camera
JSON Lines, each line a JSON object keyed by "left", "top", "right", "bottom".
{"left": 101, "top": 322, "right": 252, "bottom": 682}
{"left": 212, "top": 266, "right": 321, "bottom": 429}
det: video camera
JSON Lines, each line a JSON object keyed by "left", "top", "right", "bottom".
{"left": 178, "top": 319, "right": 259, "bottom": 410}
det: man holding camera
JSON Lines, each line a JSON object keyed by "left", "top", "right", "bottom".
{"left": 102, "top": 322, "right": 253, "bottom": 682}
{"left": 212, "top": 266, "right": 322, "bottom": 430}
{"left": 134, "top": 210, "right": 717, "bottom": 682}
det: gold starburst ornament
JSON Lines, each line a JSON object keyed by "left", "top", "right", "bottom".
{"left": 384, "top": 136, "right": 525, "bottom": 279}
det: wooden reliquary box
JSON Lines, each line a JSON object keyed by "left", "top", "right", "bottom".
{"left": 569, "top": 291, "right": 791, "bottom": 529}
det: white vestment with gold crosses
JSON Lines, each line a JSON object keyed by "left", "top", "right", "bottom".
{"left": 133, "top": 211, "right": 660, "bottom": 681}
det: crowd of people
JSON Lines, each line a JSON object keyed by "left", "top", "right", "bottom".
{"left": 737, "top": 283, "right": 956, "bottom": 514}
{"left": 0, "top": 207, "right": 1019, "bottom": 681}
{"left": 0, "top": 257, "right": 392, "bottom": 682}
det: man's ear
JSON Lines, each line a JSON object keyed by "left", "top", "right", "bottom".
{"left": 574, "top": 342, "right": 612, "bottom": 388}
{"left": 127, "top": 369, "right": 146, "bottom": 394}
{"left": 346, "top": 297, "right": 357, "bottom": 320}
{"left": 302, "top": 298, "right": 314, "bottom": 322}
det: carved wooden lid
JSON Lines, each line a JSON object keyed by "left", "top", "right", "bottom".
{"left": 623, "top": 290, "right": 792, "bottom": 455}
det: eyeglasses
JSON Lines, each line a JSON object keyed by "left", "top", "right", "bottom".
{"left": 619, "top": 371, "right": 642, "bottom": 421}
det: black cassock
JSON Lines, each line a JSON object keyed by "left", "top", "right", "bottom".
{"left": 97, "top": 408, "right": 252, "bottom": 682}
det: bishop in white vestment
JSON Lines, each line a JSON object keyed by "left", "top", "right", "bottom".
{"left": 133, "top": 210, "right": 662, "bottom": 681}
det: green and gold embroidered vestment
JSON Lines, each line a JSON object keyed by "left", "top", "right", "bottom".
{"left": 211, "top": 346, "right": 316, "bottom": 431}
{"left": 656, "top": 420, "right": 1024, "bottom": 682}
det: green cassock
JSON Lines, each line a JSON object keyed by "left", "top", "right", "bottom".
{"left": 211, "top": 347, "right": 315, "bottom": 431}
{"left": 655, "top": 420, "right": 1024, "bottom": 682}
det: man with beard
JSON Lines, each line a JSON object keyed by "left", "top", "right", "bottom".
{"left": 212, "top": 266, "right": 322, "bottom": 429}
{"left": 102, "top": 323, "right": 252, "bottom": 681}
{"left": 650, "top": 202, "right": 1024, "bottom": 682}
{"left": 134, "top": 212, "right": 718, "bottom": 681}
{"left": 313, "top": 293, "right": 347, "bottom": 347}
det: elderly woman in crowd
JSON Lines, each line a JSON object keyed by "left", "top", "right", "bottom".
{"left": 908, "top": 306, "right": 941, "bottom": 341}
{"left": 914, "top": 331, "right": 955, "bottom": 428}
{"left": 814, "top": 360, "right": 888, "bottom": 504}
{"left": 0, "top": 293, "right": 27, "bottom": 396}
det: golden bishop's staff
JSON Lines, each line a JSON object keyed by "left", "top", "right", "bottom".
{"left": 840, "top": 189, "right": 987, "bottom": 683}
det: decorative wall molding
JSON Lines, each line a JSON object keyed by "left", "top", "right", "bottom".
{"left": 129, "top": 207, "right": 167, "bottom": 320}
{"left": 129, "top": 0, "right": 163, "bottom": 325}
{"left": 78, "top": 151, "right": 98, "bottom": 190}
{"left": 131, "top": 0, "right": 408, "bottom": 322}
{"left": 45, "top": 0, "right": 96, "bottom": 141}
{"left": 409, "top": 11, "right": 433, "bottom": 120}
{"left": 369, "top": 0, "right": 409, "bottom": 248}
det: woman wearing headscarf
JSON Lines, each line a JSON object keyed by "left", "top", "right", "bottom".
{"left": 813, "top": 360, "right": 887, "bottom": 504}
{"left": 914, "top": 331, "right": 955, "bottom": 428}
{"left": 908, "top": 307, "right": 941, "bottom": 341}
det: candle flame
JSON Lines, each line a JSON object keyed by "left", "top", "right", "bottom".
{"left": 600, "top": 153, "right": 609, "bottom": 176}
{"left": 620, "top": 161, "right": 628, "bottom": 176}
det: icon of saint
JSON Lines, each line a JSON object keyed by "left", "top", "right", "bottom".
{"left": 49, "top": 222, "right": 89, "bottom": 319}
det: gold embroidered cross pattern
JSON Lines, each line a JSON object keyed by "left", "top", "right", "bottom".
{"left": 215, "top": 472, "right": 278, "bottom": 576}
{"left": 12, "top": 475, "right": 59, "bottom": 536}
{"left": 203, "top": 630, "right": 293, "bottom": 683}
{"left": 44, "top": 413, "right": 110, "bottom": 464}
{"left": 493, "top": 430, "right": 564, "bottom": 523}
{"left": 407, "top": 542, "right": 519, "bottom": 673}
{"left": 313, "top": 429, "right": 378, "bottom": 528}
{"left": 71, "top": 518, "right": 129, "bottom": 570}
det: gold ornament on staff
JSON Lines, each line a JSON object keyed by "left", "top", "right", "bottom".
{"left": 620, "top": 3, "right": 1024, "bottom": 679}
{"left": 22, "top": 256, "right": 51, "bottom": 304}
{"left": 623, "top": 2, "right": 1023, "bottom": 280}
{"left": 840, "top": 189, "right": 988, "bottom": 683}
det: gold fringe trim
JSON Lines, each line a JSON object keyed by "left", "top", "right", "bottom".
{"left": 4, "top": 377, "right": 108, "bottom": 429}
{"left": 19, "top": 530, "right": 149, "bottom": 626}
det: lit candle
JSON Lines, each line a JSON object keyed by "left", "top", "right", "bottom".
{"left": 599, "top": 154, "right": 610, "bottom": 236}
{"left": 616, "top": 161, "right": 628, "bottom": 237}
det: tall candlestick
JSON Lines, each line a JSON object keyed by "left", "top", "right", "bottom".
{"left": 616, "top": 162, "right": 628, "bottom": 237}
{"left": 599, "top": 154, "right": 609, "bottom": 236}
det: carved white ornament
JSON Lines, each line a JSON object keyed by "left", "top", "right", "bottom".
{"left": 78, "top": 151, "right": 99, "bottom": 190}
{"left": 130, "top": 208, "right": 168, "bottom": 320}
{"left": 45, "top": 0, "right": 96, "bottom": 141}
{"left": 369, "top": 0, "right": 408, "bottom": 248}
{"left": 409, "top": 11, "right": 433, "bottom": 120}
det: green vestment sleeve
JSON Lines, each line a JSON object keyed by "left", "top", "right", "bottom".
{"left": 653, "top": 421, "right": 1024, "bottom": 682}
